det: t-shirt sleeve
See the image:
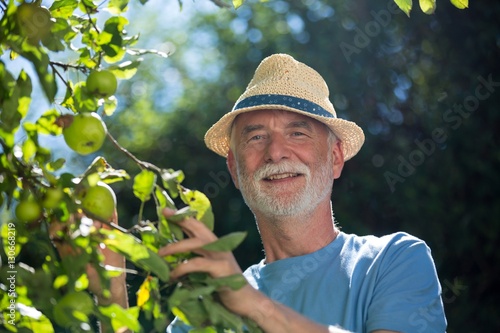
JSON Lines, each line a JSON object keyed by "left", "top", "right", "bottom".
{"left": 366, "top": 233, "right": 447, "bottom": 333}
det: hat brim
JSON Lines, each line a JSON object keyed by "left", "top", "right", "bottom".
{"left": 204, "top": 105, "right": 365, "bottom": 161}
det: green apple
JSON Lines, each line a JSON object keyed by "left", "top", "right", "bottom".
{"left": 41, "top": 187, "right": 64, "bottom": 209}
{"left": 63, "top": 113, "right": 107, "bottom": 155}
{"left": 86, "top": 70, "right": 117, "bottom": 98}
{"left": 16, "top": 2, "right": 53, "bottom": 45}
{"left": 81, "top": 182, "right": 116, "bottom": 221}
{"left": 15, "top": 199, "right": 42, "bottom": 222}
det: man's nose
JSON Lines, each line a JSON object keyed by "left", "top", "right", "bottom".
{"left": 264, "top": 135, "right": 291, "bottom": 163}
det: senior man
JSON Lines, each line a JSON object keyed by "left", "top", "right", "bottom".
{"left": 162, "top": 53, "right": 447, "bottom": 333}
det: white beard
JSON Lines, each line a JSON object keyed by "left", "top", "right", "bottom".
{"left": 236, "top": 154, "right": 334, "bottom": 217}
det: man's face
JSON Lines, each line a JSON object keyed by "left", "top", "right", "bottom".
{"left": 227, "top": 109, "right": 344, "bottom": 217}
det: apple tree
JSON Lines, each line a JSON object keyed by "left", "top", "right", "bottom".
{"left": 0, "top": 0, "right": 258, "bottom": 332}
{"left": 0, "top": 0, "right": 468, "bottom": 332}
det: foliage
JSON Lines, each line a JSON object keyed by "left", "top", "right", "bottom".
{"left": 0, "top": 0, "right": 260, "bottom": 332}
{"left": 101, "top": 1, "right": 497, "bottom": 333}
{"left": 0, "top": 0, "right": 481, "bottom": 332}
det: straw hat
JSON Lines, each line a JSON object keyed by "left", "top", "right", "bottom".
{"left": 204, "top": 53, "right": 365, "bottom": 161}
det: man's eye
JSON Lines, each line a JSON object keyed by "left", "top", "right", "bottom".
{"left": 292, "top": 132, "right": 305, "bottom": 136}
{"left": 250, "top": 135, "right": 263, "bottom": 141}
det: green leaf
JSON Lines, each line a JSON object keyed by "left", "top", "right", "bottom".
{"left": 206, "top": 274, "right": 248, "bottom": 291}
{"left": 81, "top": 156, "right": 110, "bottom": 177}
{"left": 21, "top": 137, "right": 37, "bottom": 162}
{"left": 103, "top": 96, "right": 118, "bottom": 116}
{"left": 168, "top": 286, "right": 215, "bottom": 307}
{"left": 189, "top": 327, "right": 217, "bottom": 333}
{"left": 79, "top": 0, "right": 98, "bottom": 12}
{"left": 0, "top": 69, "right": 32, "bottom": 133}
{"left": 53, "top": 291, "right": 95, "bottom": 327}
{"left": 99, "top": 228, "right": 170, "bottom": 281}
{"left": 180, "top": 189, "right": 214, "bottom": 231}
{"left": 100, "top": 170, "right": 130, "bottom": 184}
{"left": 450, "top": 0, "right": 468, "bottom": 9}
{"left": 171, "top": 306, "right": 193, "bottom": 326}
{"left": 53, "top": 274, "right": 69, "bottom": 289}
{"left": 108, "top": 0, "right": 130, "bottom": 14}
{"left": 112, "top": 59, "right": 142, "bottom": 79}
{"left": 18, "top": 309, "right": 55, "bottom": 332}
{"left": 168, "top": 287, "right": 215, "bottom": 327}
{"left": 201, "top": 296, "right": 245, "bottom": 331}
{"left": 41, "top": 18, "right": 67, "bottom": 52}
{"left": 161, "top": 169, "right": 185, "bottom": 198}
{"left": 99, "top": 16, "right": 129, "bottom": 64}
{"left": 158, "top": 212, "right": 183, "bottom": 242}
{"left": 99, "top": 304, "right": 141, "bottom": 332}
{"left": 46, "top": 158, "right": 66, "bottom": 172}
{"left": 15, "top": 70, "right": 32, "bottom": 118}
{"left": 202, "top": 231, "right": 247, "bottom": 252}
{"left": 155, "top": 186, "right": 182, "bottom": 241}
{"left": 123, "top": 33, "right": 140, "bottom": 47}
{"left": 155, "top": 186, "right": 176, "bottom": 210}
{"left": 166, "top": 206, "right": 197, "bottom": 224}
{"left": 138, "top": 222, "right": 160, "bottom": 249}
{"left": 65, "top": 81, "right": 98, "bottom": 113}
{"left": 419, "top": 0, "right": 436, "bottom": 14}
{"left": 20, "top": 43, "right": 57, "bottom": 102}
{"left": 50, "top": 0, "right": 79, "bottom": 19}
{"left": 133, "top": 169, "right": 157, "bottom": 202}
{"left": 36, "top": 108, "right": 63, "bottom": 135}
{"left": 233, "top": 0, "right": 245, "bottom": 9}
{"left": 394, "top": 0, "right": 412, "bottom": 16}
{"left": 0, "top": 60, "right": 15, "bottom": 94}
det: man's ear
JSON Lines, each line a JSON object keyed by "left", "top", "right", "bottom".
{"left": 227, "top": 150, "right": 240, "bottom": 189}
{"left": 332, "top": 140, "right": 345, "bottom": 179}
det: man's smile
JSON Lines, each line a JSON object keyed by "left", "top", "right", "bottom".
{"left": 263, "top": 173, "right": 302, "bottom": 181}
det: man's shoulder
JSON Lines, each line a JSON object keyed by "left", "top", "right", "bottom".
{"left": 335, "top": 231, "right": 437, "bottom": 287}
{"left": 344, "top": 230, "right": 425, "bottom": 248}
{"left": 341, "top": 231, "right": 430, "bottom": 262}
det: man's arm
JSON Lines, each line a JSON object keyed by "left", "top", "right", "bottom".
{"left": 87, "top": 242, "right": 128, "bottom": 307}
{"left": 89, "top": 214, "right": 130, "bottom": 332}
{"left": 52, "top": 212, "right": 130, "bottom": 332}
{"left": 159, "top": 208, "right": 361, "bottom": 333}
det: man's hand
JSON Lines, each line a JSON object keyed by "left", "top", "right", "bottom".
{"left": 158, "top": 208, "right": 253, "bottom": 315}
{"left": 49, "top": 211, "right": 128, "bottom": 307}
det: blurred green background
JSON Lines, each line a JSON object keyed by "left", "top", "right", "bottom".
{"left": 48, "top": 0, "right": 499, "bottom": 331}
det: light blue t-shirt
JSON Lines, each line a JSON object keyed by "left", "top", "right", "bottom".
{"left": 167, "top": 231, "right": 447, "bottom": 333}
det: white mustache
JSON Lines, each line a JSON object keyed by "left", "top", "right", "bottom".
{"left": 253, "top": 161, "right": 310, "bottom": 181}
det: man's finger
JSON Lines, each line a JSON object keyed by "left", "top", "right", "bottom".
{"left": 158, "top": 238, "right": 211, "bottom": 257}
{"left": 162, "top": 208, "right": 217, "bottom": 240}
{"left": 169, "top": 256, "right": 237, "bottom": 280}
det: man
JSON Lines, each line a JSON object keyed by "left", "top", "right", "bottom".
{"left": 161, "top": 53, "right": 447, "bottom": 332}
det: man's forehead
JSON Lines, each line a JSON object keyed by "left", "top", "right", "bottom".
{"left": 233, "top": 109, "right": 319, "bottom": 128}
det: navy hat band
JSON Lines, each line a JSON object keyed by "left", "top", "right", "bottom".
{"left": 233, "top": 94, "right": 334, "bottom": 119}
